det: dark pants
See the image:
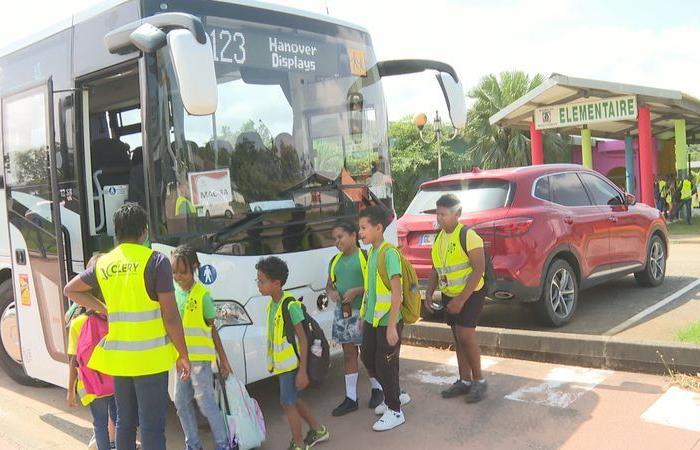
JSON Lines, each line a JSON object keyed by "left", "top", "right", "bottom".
{"left": 114, "top": 371, "right": 169, "bottom": 450}
{"left": 361, "top": 321, "right": 403, "bottom": 412}
{"left": 682, "top": 198, "right": 693, "bottom": 224}
{"left": 89, "top": 396, "right": 117, "bottom": 450}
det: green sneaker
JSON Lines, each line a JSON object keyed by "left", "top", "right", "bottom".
{"left": 288, "top": 439, "right": 308, "bottom": 450}
{"left": 303, "top": 425, "right": 330, "bottom": 447}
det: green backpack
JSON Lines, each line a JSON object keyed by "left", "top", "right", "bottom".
{"left": 376, "top": 244, "right": 421, "bottom": 324}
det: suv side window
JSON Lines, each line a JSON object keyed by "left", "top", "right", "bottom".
{"left": 579, "top": 173, "right": 623, "bottom": 206}
{"left": 534, "top": 176, "right": 550, "bottom": 201}
{"left": 550, "top": 173, "right": 592, "bottom": 207}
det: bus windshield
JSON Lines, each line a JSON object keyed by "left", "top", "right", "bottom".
{"left": 149, "top": 15, "right": 392, "bottom": 255}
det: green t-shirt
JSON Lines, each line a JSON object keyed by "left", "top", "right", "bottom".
{"left": 363, "top": 244, "right": 402, "bottom": 327}
{"left": 331, "top": 251, "right": 365, "bottom": 310}
{"left": 267, "top": 296, "right": 305, "bottom": 342}
{"left": 175, "top": 284, "right": 217, "bottom": 321}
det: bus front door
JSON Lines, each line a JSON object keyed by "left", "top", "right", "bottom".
{"left": 1, "top": 78, "right": 70, "bottom": 387}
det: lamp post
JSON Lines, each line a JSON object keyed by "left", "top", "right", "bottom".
{"left": 413, "top": 110, "right": 458, "bottom": 177}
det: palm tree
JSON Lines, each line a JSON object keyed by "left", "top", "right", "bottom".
{"left": 466, "top": 71, "right": 571, "bottom": 169}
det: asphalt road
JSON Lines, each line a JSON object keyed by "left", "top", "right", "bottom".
{"left": 1, "top": 345, "right": 698, "bottom": 449}
{"left": 432, "top": 241, "right": 700, "bottom": 339}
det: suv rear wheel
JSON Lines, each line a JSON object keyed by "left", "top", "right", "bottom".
{"left": 634, "top": 235, "right": 666, "bottom": 287}
{"left": 536, "top": 259, "right": 578, "bottom": 327}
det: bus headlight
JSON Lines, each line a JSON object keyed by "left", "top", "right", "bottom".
{"left": 214, "top": 301, "right": 252, "bottom": 328}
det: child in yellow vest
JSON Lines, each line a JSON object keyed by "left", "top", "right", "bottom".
{"left": 326, "top": 221, "right": 385, "bottom": 416}
{"left": 358, "top": 206, "right": 410, "bottom": 431}
{"left": 256, "top": 256, "right": 329, "bottom": 450}
{"left": 171, "top": 245, "right": 233, "bottom": 450}
{"left": 66, "top": 254, "right": 116, "bottom": 450}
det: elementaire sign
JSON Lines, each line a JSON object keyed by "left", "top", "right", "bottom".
{"left": 534, "top": 95, "right": 638, "bottom": 130}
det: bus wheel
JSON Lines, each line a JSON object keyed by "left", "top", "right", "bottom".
{"left": 0, "top": 279, "right": 49, "bottom": 387}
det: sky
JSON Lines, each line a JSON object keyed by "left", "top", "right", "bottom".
{"left": 2, "top": 0, "right": 700, "bottom": 122}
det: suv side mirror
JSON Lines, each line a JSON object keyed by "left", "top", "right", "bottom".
{"left": 625, "top": 193, "right": 636, "bottom": 206}
{"left": 167, "top": 30, "right": 218, "bottom": 115}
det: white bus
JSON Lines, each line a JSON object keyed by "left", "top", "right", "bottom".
{"left": 0, "top": 0, "right": 466, "bottom": 388}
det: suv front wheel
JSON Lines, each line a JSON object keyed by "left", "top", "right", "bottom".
{"left": 634, "top": 235, "right": 666, "bottom": 287}
{"left": 536, "top": 259, "right": 578, "bottom": 327}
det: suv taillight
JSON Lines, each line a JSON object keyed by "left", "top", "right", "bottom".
{"left": 397, "top": 225, "right": 409, "bottom": 249}
{"left": 476, "top": 217, "right": 534, "bottom": 237}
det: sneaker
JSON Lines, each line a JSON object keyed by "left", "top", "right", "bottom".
{"left": 288, "top": 440, "right": 308, "bottom": 450}
{"left": 441, "top": 380, "right": 471, "bottom": 398}
{"left": 374, "top": 391, "right": 412, "bottom": 415}
{"left": 332, "top": 397, "right": 358, "bottom": 417}
{"left": 465, "top": 379, "right": 488, "bottom": 403}
{"left": 368, "top": 388, "right": 384, "bottom": 409}
{"left": 372, "top": 409, "right": 405, "bottom": 432}
{"left": 303, "top": 425, "right": 330, "bottom": 447}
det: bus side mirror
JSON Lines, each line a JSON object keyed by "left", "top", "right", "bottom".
{"left": 166, "top": 29, "right": 218, "bottom": 116}
{"left": 436, "top": 72, "right": 467, "bottom": 130}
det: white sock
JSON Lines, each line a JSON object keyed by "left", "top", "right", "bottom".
{"left": 370, "top": 377, "right": 383, "bottom": 391}
{"left": 345, "top": 373, "right": 359, "bottom": 401}
{"left": 460, "top": 379, "right": 472, "bottom": 385}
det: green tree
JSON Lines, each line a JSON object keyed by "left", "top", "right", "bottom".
{"left": 389, "top": 117, "right": 470, "bottom": 215}
{"left": 466, "top": 71, "right": 571, "bottom": 169}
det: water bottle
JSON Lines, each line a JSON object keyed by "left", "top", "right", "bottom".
{"left": 311, "top": 339, "right": 322, "bottom": 357}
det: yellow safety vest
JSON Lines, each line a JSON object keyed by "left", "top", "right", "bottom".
{"left": 681, "top": 179, "right": 693, "bottom": 200}
{"left": 431, "top": 223, "right": 484, "bottom": 297}
{"left": 182, "top": 283, "right": 216, "bottom": 362}
{"left": 360, "top": 241, "right": 394, "bottom": 327}
{"left": 176, "top": 196, "right": 196, "bottom": 216}
{"left": 266, "top": 292, "right": 300, "bottom": 374}
{"left": 89, "top": 244, "right": 178, "bottom": 376}
{"left": 329, "top": 250, "right": 367, "bottom": 287}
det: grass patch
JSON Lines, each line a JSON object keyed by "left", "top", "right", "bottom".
{"left": 666, "top": 219, "right": 700, "bottom": 236}
{"left": 676, "top": 321, "right": 700, "bottom": 344}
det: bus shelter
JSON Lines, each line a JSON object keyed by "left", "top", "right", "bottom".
{"left": 489, "top": 73, "right": 700, "bottom": 206}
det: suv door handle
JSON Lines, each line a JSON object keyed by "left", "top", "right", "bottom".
{"left": 563, "top": 216, "right": 574, "bottom": 225}
{"left": 608, "top": 216, "right": 618, "bottom": 223}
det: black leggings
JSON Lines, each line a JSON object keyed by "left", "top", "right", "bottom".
{"left": 361, "top": 321, "right": 403, "bottom": 412}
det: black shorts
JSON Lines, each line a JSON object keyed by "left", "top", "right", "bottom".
{"left": 442, "top": 288, "right": 486, "bottom": 328}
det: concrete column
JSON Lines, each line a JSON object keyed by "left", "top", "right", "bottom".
{"left": 529, "top": 121, "right": 544, "bottom": 165}
{"left": 581, "top": 126, "right": 592, "bottom": 169}
{"left": 674, "top": 119, "right": 688, "bottom": 177}
{"left": 638, "top": 106, "right": 654, "bottom": 206}
{"left": 624, "top": 135, "right": 635, "bottom": 194}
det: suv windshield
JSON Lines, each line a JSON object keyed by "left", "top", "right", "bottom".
{"left": 406, "top": 180, "right": 512, "bottom": 215}
{"left": 148, "top": 15, "right": 391, "bottom": 255}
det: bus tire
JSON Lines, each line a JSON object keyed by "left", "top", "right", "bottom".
{"left": 0, "top": 279, "right": 50, "bottom": 387}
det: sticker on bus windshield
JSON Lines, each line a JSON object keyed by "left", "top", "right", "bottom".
{"left": 348, "top": 48, "right": 367, "bottom": 77}
{"left": 188, "top": 169, "right": 233, "bottom": 208}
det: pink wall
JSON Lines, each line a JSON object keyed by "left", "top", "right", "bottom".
{"left": 571, "top": 138, "right": 659, "bottom": 197}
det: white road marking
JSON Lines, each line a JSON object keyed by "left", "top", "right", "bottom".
{"left": 604, "top": 278, "right": 700, "bottom": 336}
{"left": 641, "top": 386, "right": 700, "bottom": 432}
{"left": 411, "top": 356, "right": 502, "bottom": 385}
{"left": 505, "top": 367, "right": 612, "bottom": 408}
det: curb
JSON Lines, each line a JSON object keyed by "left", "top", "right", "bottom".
{"left": 404, "top": 322, "right": 700, "bottom": 375}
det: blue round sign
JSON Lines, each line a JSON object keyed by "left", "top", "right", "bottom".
{"left": 198, "top": 264, "right": 217, "bottom": 285}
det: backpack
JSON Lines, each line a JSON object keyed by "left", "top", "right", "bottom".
{"left": 76, "top": 313, "right": 114, "bottom": 398}
{"left": 460, "top": 226, "right": 495, "bottom": 296}
{"left": 376, "top": 244, "right": 421, "bottom": 324}
{"left": 281, "top": 296, "right": 330, "bottom": 384}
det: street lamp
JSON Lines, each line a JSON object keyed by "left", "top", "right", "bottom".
{"left": 413, "top": 110, "right": 458, "bottom": 177}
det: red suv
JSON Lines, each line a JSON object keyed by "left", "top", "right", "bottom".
{"left": 397, "top": 164, "right": 668, "bottom": 326}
